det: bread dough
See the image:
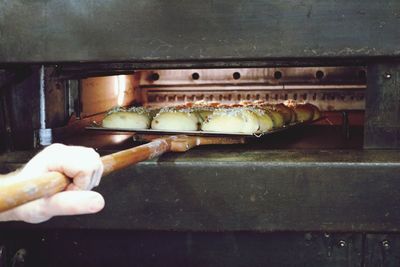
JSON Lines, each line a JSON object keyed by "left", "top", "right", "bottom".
{"left": 274, "top": 103, "right": 295, "bottom": 124}
{"left": 267, "top": 109, "right": 285, "bottom": 128}
{"left": 293, "top": 104, "right": 315, "bottom": 122}
{"left": 151, "top": 108, "right": 200, "bottom": 131}
{"left": 252, "top": 109, "right": 274, "bottom": 132}
{"left": 201, "top": 108, "right": 260, "bottom": 134}
{"left": 102, "top": 107, "right": 151, "bottom": 129}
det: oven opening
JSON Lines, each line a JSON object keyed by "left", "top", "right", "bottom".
{"left": 54, "top": 66, "right": 365, "bottom": 151}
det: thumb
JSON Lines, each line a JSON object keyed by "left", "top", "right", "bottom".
{"left": 0, "top": 191, "right": 105, "bottom": 224}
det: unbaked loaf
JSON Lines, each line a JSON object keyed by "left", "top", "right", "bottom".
{"left": 103, "top": 100, "right": 321, "bottom": 133}
{"left": 102, "top": 107, "right": 151, "bottom": 129}
{"left": 274, "top": 103, "right": 295, "bottom": 124}
{"left": 307, "top": 103, "right": 321, "bottom": 120}
{"left": 151, "top": 107, "right": 200, "bottom": 131}
{"left": 252, "top": 109, "right": 274, "bottom": 132}
{"left": 201, "top": 107, "right": 260, "bottom": 134}
{"left": 293, "top": 104, "right": 315, "bottom": 122}
{"left": 266, "top": 109, "right": 285, "bottom": 128}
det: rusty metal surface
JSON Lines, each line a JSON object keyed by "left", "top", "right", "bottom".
{"left": 0, "top": 0, "right": 400, "bottom": 62}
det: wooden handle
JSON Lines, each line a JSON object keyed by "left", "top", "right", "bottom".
{"left": 101, "top": 137, "right": 172, "bottom": 176}
{"left": 0, "top": 172, "right": 71, "bottom": 213}
{"left": 0, "top": 137, "right": 174, "bottom": 212}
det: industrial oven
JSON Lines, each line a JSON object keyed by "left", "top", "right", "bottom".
{"left": 0, "top": 0, "right": 400, "bottom": 266}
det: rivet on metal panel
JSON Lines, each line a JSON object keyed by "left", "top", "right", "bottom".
{"left": 304, "top": 232, "right": 313, "bottom": 241}
{"left": 384, "top": 72, "right": 392, "bottom": 79}
{"left": 338, "top": 240, "right": 347, "bottom": 247}
{"left": 382, "top": 240, "right": 390, "bottom": 250}
{"left": 0, "top": 246, "right": 5, "bottom": 266}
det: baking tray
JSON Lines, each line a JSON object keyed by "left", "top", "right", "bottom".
{"left": 86, "top": 118, "right": 324, "bottom": 138}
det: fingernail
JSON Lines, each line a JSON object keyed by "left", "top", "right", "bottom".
{"left": 89, "top": 195, "right": 105, "bottom": 213}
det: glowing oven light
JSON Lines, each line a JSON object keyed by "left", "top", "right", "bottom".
{"left": 111, "top": 134, "right": 130, "bottom": 143}
{"left": 114, "top": 75, "right": 126, "bottom": 106}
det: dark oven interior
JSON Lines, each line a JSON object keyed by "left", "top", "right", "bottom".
{"left": 0, "top": 64, "right": 367, "bottom": 156}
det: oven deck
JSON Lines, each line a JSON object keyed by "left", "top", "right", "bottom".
{"left": 1, "top": 138, "right": 398, "bottom": 233}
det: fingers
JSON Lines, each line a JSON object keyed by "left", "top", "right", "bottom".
{"left": 90, "top": 164, "right": 103, "bottom": 189}
{"left": 20, "top": 143, "right": 104, "bottom": 191}
{"left": 64, "top": 154, "right": 103, "bottom": 191}
{"left": 0, "top": 191, "right": 105, "bottom": 224}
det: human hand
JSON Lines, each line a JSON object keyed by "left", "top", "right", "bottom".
{"left": 0, "top": 144, "right": 104, "bottom": 223}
